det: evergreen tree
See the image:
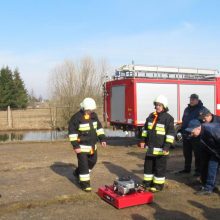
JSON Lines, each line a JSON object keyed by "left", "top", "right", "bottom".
{"left": 0, "top": 67, "right": 16, "bottom": 110}
{"left": 0, "top": 66, "right": 28, "bottom": 110}
{"left": 13, "top": 69, "right": 28, "bottom": 108}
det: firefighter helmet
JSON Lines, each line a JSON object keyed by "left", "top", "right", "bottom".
{"left": 154, "top": 95, "right": 168, "bottom": 108}
{"left": 80, "top": 98, "right": 97, "bottom": 110}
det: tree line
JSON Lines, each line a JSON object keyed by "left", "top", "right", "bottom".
{"left": 0, "top": 56, "right": 110, "bottom": 128}
{"left": 0, "top": 66, "right": 28, "bottom": 110}
{"left": 49, "top": 56, "right": 110, "bottom": 128}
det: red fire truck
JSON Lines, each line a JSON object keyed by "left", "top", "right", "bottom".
{"left": 103, "top": 65, "right": 220, "bottom": 136}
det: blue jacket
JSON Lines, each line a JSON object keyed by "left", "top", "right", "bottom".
{"left": 200, "top": 123, "right": 220, "bottom": 160}
{"left": 181, "top": 100, "right": 206, "bottom": 133}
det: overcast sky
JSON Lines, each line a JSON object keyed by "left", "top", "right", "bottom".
{"left": 0, "top": 0, "right": 220, "bottom": 98}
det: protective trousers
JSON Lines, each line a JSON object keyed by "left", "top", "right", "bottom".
{"left": 75, "top": 150, "right": 97, "bottom": 190}
{"left": 183, "top": 137, "right": 201, "bottom": 172}
{"left": 143, "top": 155, "right": 167, "bottom": 191}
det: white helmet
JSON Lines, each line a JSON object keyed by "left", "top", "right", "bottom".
{"left": 154, "top": 95, "right": 168, "bottom": 108}
{"left": 80, "top": 97, "right": 97, "bottom": 110}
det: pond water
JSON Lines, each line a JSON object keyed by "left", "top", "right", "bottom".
{"left": 0, "top": 129, "right": 134, "bottom": 142}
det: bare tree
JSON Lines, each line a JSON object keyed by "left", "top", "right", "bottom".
{"left": 48, "top": 56, "right": 110, "bottom": 129}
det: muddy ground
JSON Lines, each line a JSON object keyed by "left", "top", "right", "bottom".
{"left": 0, "top": 138, "right": 220, "bottom": 220}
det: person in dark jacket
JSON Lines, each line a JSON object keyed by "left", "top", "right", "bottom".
{"left": 199, "top": 108, "right": 220, "bottom": 124}
{"left": 198, "top": 108, "right": 220, "bottom": 188}
{"left": 68, "top": 98, "right": 106, "bottom": 192}
{"left": 185, "top": 119, "right": 220, "bottom": 195}
{"left": 178, "top": 94, "right": 207, "bottom": 176}
{"left": 140, "top": 95, "right": 175, "bottom": 193}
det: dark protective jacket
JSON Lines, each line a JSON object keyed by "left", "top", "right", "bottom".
{"left": 181, "top": 100, "right": 206, "bottom": 134}
{"left": 199, "top": 113, "right": 220, "bottom": 124}
{"left": 68, "top": 110, "right": 105, "bottom": 153}
{"left": 141, "top": 111, "right": 175, "bottom": 156}
{"left": 211, "top": 114, "right": 220, "bottom": 123}
{"left": 200, "top": 123, "right": 220, "bottom": 160}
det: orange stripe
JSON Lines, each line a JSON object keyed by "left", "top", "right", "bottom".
{"left": 90, "top": 148, "right": 94, "bottom": 155}
{"left": 152, "top": 112, "right": 158, "bottom": 128}
{"left": 84, "top": 114, "right": 90, "bottom": 120}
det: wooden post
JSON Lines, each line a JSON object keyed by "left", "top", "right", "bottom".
{"left": 54, "top": 107, "right": 57, "bottom": 129}
{"left": 7, "top": 106, "right": 12, "bottom": 128}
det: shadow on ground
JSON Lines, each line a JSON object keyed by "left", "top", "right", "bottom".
{"left": 106, "top": 137, "right": 139, "bottom": 147}
{"left": 131, "top": 201, "right": 197, "bottom": 220}
{"left": 102, "top": 161, "right": 142, "bottom": 182}
{"left": 151, "top": 202, "right": 196, "bottom": 220}
{"left": 188, "top": 200, "right": 220, "bottom": 220}
{"left": 50, "top": 161, "right": 81, "bottom": 189}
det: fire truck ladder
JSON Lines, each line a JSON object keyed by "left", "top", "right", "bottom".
{"left": 114, "top": 65, "right": 219, "bottom": 80}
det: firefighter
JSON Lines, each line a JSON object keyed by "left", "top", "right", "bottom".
{"left": 140, "top": 95, "right": 175, "bottom": 192}
{"left": 178, "top": 94, "right": 207, "bottom": 176}
{"left": 68, "top": 97, "right": 106, "bottom": 192}
{"left": 185, "top": 119, "right": 220, "bottom": 195}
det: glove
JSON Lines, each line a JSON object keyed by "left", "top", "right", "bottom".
{"left": 74, "top": 148, "right": 81, "bottom": 154}
{"left": 101, "top": 142, "right": 107, "bottom": 147}
{"left": 139, "top": 142, "right": 145, "bottom": 149}
{"left": 176, "top": 132, "right": 182, "bottom": 141}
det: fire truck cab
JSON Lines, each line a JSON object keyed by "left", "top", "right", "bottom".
{"left": 103, "top": 65, "right": 220, "bottom": 136}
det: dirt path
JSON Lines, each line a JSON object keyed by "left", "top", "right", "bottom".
{"left": 0, "top": 139, "right": 219, "bottom": 220}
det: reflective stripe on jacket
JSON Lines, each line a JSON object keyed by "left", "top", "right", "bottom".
{"left": 141, "top": 111, "right": 175, "bottom": 156}
{"left": 68, "top": 110, "right": 105, "bottom": 150}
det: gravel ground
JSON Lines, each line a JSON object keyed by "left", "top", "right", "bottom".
{"left": 0, "top": 138, "right": 219, "bottom": 220}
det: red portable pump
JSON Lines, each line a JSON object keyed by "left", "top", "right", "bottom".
{"left": 98, "top": 177, "right": 153, "bottom": 209}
